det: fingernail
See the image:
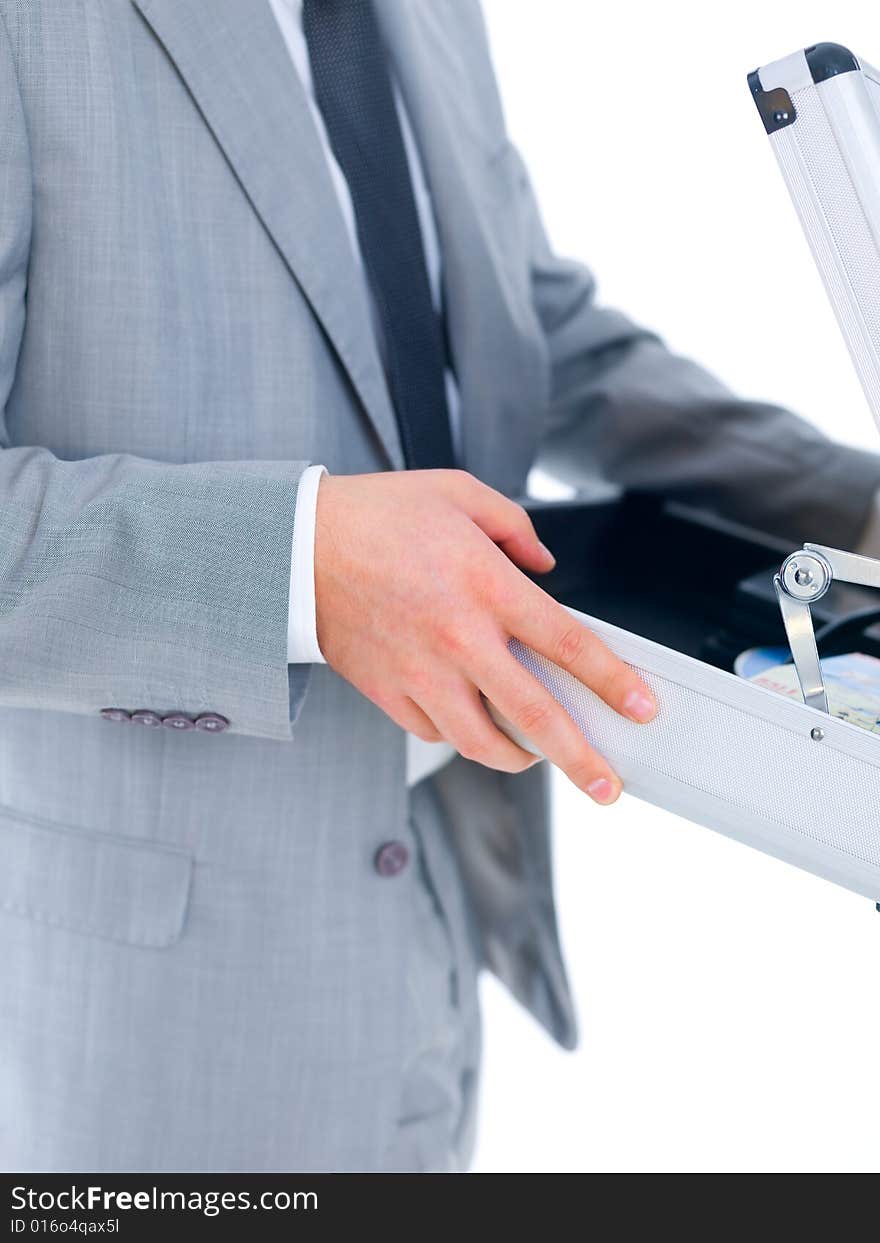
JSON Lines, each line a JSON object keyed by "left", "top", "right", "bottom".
{"left": 623, "top": 690, "right": 657, "bottom": 723}
{"left": 587, "top": 776, "right": 618, "bottom": 805}
{"left": 538, "top": 542, "right": 556, "bottom": 567}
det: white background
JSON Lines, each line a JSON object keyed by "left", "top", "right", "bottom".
{"left": 473, "top": 0, "right": 880, "bottom": 1173}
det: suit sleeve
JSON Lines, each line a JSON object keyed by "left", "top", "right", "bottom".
{"left": 510, "top": 144, "right": 880, "bottom": 547}
{"left": 0, "top": 15, "right": 308, "bottom": 741}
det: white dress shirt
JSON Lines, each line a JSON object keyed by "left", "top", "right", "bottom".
{"left": 271, "top": 0, "right": 456, "bottom": 784}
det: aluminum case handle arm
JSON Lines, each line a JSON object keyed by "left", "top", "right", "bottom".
{"left": 774, "top": 543, "right": 880, "bottom": 714}
{"left": 806, "top": 543, "right": 880, "bottom": 590}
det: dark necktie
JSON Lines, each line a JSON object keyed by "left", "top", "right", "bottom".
{"left": 303, "top": 0, "right": 455, "bottom": 469}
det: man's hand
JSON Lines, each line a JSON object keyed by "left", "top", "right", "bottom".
{"left": 314, "top": 470, "right": 657, "bottom": 804}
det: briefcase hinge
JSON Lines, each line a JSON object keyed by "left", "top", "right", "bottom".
{"left": 747, "top": 73, "right": 797, "bottom": 134}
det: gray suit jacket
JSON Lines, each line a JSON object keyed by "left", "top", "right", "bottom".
{"left": 0, "top": 0, "right": 877, "bottom": 1171}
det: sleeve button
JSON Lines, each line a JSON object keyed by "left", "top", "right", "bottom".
{"left": 162, "top": 713, "right": 195, "bottom": 731}
{"left": 130, "top": 710, "right": 162, "bottom": 728}
{"left": 194, "top": 713, "right": 229, "bottom": 733}
{"left": 99, "top": 708, "right": 131, "bottom": 723}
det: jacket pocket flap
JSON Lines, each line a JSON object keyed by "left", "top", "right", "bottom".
{"left": 0, "top": 807, "right": 193, "bottom": 948}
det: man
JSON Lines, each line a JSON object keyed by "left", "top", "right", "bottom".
{"left": 0, "top": 0, "right": 876, "bottom": 1173}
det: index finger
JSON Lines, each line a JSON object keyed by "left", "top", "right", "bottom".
{"left": 501, "top": 575, "right": 658, "bottom": 724}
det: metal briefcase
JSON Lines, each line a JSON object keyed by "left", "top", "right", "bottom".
{"left": 504, "top": 41, "right": 880, "bottom": 907}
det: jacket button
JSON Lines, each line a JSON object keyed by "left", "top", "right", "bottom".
{"left": 100, "top": 708, "right": 131, "bottom": 723}
{"left": 374, "top": 841, "right": 410, "bottom": 878}
{"left": 130, "top": 710, "right": 162, "bottom": 728}
{"left": 162, "top": 713, "right": 195, "bottom": 731}
{"left": 194, "top": 713, "right": 229, "bottom": 733}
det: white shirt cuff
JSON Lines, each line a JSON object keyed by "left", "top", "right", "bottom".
{"left": 287, "top": 464, "right": 328, "bottom": 665}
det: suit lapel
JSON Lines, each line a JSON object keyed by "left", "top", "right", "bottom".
{"left": 132, "top": 0, "right": 403, "bottom": 467}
